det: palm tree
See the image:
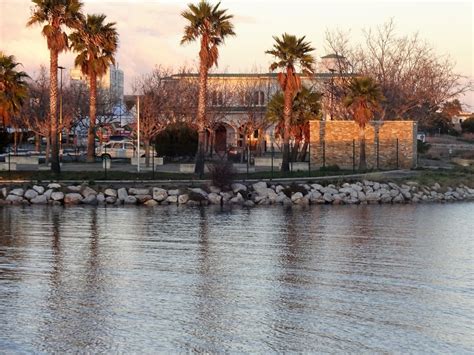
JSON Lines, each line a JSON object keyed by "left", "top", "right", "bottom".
{"left": 70, "top": 14, "right": 118, "bottom": 162}
{"left": 0, "top": 52, "right": 29, "bottom": 128}
{"left": 266, "top": 86, "right": 322, "bottom": 162}
{"left": 27, "top": 0, "right": 84, "bottom": 174}
{"left": 266, "top": 33, "right": 315, "bottom": 171}
{"left": 344, "top": 76, "right": 383, "bottom": 170}
{"left": 181, "top": 0, "right": 235, "bottom": 175}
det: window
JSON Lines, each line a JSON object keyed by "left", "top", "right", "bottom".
{"left": 252, "top": 91, "right": 265, "bottom": 106}
{"left": 211, "top": 91, "right": 224, "bottom": 106}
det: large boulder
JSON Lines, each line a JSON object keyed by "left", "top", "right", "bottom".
{"left": 6, "top": 195, "right": 24, "bottom": 204}
{"left": 144, "top": 199, "right": 159, "bottom": 207}
{"left": 64, "top": 193, "right": 83, "bottom": 204}
{"left": 24, "top": 189, "right": 38, "bottom": 200}
{"left": 124, "top": 195, "right": 137, "bottom": 204}
{"left": 178, "top": 194, "right": 190, "bottom": 205}
{"left": 104, "top": 188, "right": 117, "bottom": 197}
{"left": 47, "top": 183, "right": 61, "bottom": 189}
{"left": 82, "top": 194, "right": 98, "bottom": 205}
{"left": 167, "top": 189, "right": 180, "bottom": 196}
{"left": 207, "top": 193, "right": 222, "bottom": 205}
{"left": 129, "top": 188, "right": 150, "bottom": 195}
{"left": 67, "top": 185, "right": 82, "bottom": 192}
{"left": 81, "top": 186, "right": 97, "bottom": 198}
{"left": 117, "top": 188, "right": 128, "bottom": 201}
{"left": 51, "top": 191, "right": 64, "bottom": 201}
{"left": 30, "top": 194, "right": 48, "bottom": 204}
{"left": 231, "top": 183, "right": 247, "bottom": 193}
{"left": 252, "top": 181, "right": 267, "bottom": 191}
{"left": 166, "top": 195, "right": 178, "bottom": 204}
{"left": 152, "top": 188, "right": 168, "bottom": 201}
{"left": 135, "top": 194, "right": 152, "bottom": 203}
{"left": 44, "top": 189, "right": 53, "bottom": 200}
{"left": 33, "top": 185, "right": 45, "bottom": 194}
{"left": 10, "top": 188, "right": 24, "bottom": 197}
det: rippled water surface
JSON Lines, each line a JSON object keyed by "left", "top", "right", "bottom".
{"left": 1, "top": 203, "right": 473, "bottom": 353}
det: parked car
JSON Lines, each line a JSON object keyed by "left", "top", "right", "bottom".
{"left": 95, "top": 141, "right": 145, "bottom": 160}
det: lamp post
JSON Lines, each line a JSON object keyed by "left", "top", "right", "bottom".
{"left": 329, "top": 68, "right": 335, "bottom": 121}
{"left": 58, "top": 65, "right": 65, "bottom": 158}
{"left": 136, "top": 95, "right": 140, "bottom": 173}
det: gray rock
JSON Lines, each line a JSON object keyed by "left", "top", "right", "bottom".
{"left": 400, "top": 189, "right": 411, "bottom": 200}
{"left": 389, "top": 189, "right": 399, "bottom": 198}
{"left": 24, "top": 189, "right": 38, "bottom": 200}
{"left": 357, "top": 190, "right": 366, "bottom": 202}
{"left": 275, "top": 185, "right": 285, "bottom": 194}
{"left": 252, "top": 181, "right": 267, "bottom": 191}
{"left": 64, "top": 193, "right": 83, "bottom": 204}
{"left": 321, "top": 187, "right": 338, "bottom": 195}
{"left": 350, "top": 184, "right": 363, "bottom": 192}
{"left": 178, "top": 194, "right": 190, "bottom": 204}
{"left": 104, "top": 188, "right": 117, "bottom": 197}
{"left": 207, "top": 192, "right": 222, "bottom": 205}
{"left": 105, "top": 196, "right": 116, "bottom": 204}
{"left": 117, "top": 188, "right": 128, "bottom": 201}
{"left": 82, "top": 186, "right": 97, "bottom": 198}
{"left": 10, "top": 188, "right": 24, "bottom": 196}
{"left": 187, "top": 200, "right": 201, "bottom": 206}
{"left": 6, "top": 195, "right": 24, "bottom": 204}
{"left": 231, "top": 183, "right": 247, "bottom": 193}
{"left": 166, "top": 195, "right": 178, "bottom": 204}
{"left": 393, "top": 194, "right": 404, "bottom": 203}
{"left": 366, "top": 192, "right": 380, "bottom": 202}
{"left": 388, "top": 182, "right": 400, "bottom": 190}
{"left": 432, "top": 182, "right": 441, "bottom": 191}
{"left": 189, "top": 188, "right": 208, "bottom": 197}
{"left": 373, "top": 182, "right": 380, "bottom": 190}
{"left": 291, "top": 192, "right": 304, "bottom": 203}
{"left": 294, "top": 196, "right": 309, "bottom": 205}
{"left": 220, "top": 191, "right": 234, "bottom": 202}
{"left": 209, "top": 186, "right": 221, "bottom": 194}
{"left": 124, "top": 195, "right": 137, "bottom": 205}
{"left": 51, "top": 191, "right": 64, "bottom": 201}
{"left": 97, "top": 193, "right": 105, "bottom": 203}
{"left": 1, "top": 187, "right": 7, "bottom": 198}
{"left": 82, "top": 194, "right": 98, "bottom": 205}
{"left": 380, "top": 194, "right": 392, "bottom": 203}
{"left": 244, "top": 200, "right": 255, "bottom": 207}
{"left": 33, "top": 185, "right": 45, "bottom": 194}
{"left": 30, "top": 194, "right": 48, "bottom": 204}
{"left": 168, "top": 189, "right": 180, "bottom": 196}
{"left": 152, "top": 188, "right": 168, "bottom": 201}
{"left": 67, "top": 185, "right": 82, "bottom": 192}
{"left": 230, "top": 192, "right": 244, "bottom": 204}
{"left": 323, "top": 192, "right": 334, "bottom": 203}
{"left": 145, "top": 199, "right": 159, "bottom": 207}
{"left": 129, "top": 188, "right": 150, "bottom": 195}
{"left": 311, "top": 183, "right": 324, "bottom": 191}
{"left": 47, "top": 183, "right": 61, "bottom": 189}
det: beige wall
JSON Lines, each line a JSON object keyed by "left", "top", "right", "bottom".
{"left": 309, "top": 120, "right": 417, "bottom": 169}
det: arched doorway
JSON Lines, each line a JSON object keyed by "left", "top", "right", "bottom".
{"left": 214, "top": 125, "right": 227, "bottom": 153}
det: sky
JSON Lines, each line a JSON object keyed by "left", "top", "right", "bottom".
{"left": 1, "top": 0, "right": 473, "bottom": 107}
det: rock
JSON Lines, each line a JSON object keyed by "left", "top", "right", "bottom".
{"left": 51, "top": 200, "right": 62, "bottom": 206}
{"left": 82, "top": 186, "right": 97, "bottom": 198}
{"left": 393, "top": 194, "right": 404, "bottom": 203}
{"left": 104, "top": 188, "right": 117, "bottom": 197}
{"left": 1, "top": 187, "right": 7, "bottom": 198}
{"left": 351, "top": 184, "right": 363, "bottom": 192}
{"left": 252, "top": 181, "right": 267, "bottom": 191}
{"left": 166, "top": 195, "right": 178, "bottom": 204}
{"left": 117, "top": 188, "right": 128, "bottom": 201}
{"left": 189, "top": 188, "right": 208, "bottom": 197}
{"left": 380, "top": 194, "right": 392, "bottom": 203}
{"left": 432, "top": 182, "right": 441, "bottom": 191}
{"left": 97, "top": 193, "right": 105, "bottom": 203}
{"left": 144, "top": 199, "right": 159, "bottom": 207}
{"left": 209, "top": 186, "right": 221, "bottom": 194}
{"left": 82, "top": 194, "right": 98, "bottom": 205}
{"left": 276, "top": 192, "right": 289, "bottom": 204}
{"left": 47, "top": 183, "right": 61, "bottom": 189}
{"left": 24, "top": 189, "right": 38, "bottom": 200}
{"left": 244, "top": 200, "right": 255, "bottom": 207}
{"left": 67, "top": 185, "right": 82, "bottom": 192}
{"left": 178, "top": 194, "right": 189, "bottom": 204}
{"left": 275, "top": 185, "right": 285, "bottom": 194}
{"left": 10, "top": 188, "right": 24, "bottom": 196}
{"left": 388, "top": 182, "right": 400, "bottom": 190}
{"left": 152, "top": 188, "right": 168, "bottom": 201}
{"left": 135, "top": 194, "right": 152, "bottom": 203}
{"left": 129, "top": 188, "right": 150, "bottom": 195}
{"left": 389, "top": 189, "right": 399, "bottom": 198}
{"left": 308, "top": 190, "right": 322, "bottom": 203}
{"left": 124, "top": 195, "right": 137, "bottom": 204}
{"left": 291, "top": 192, "right": 304, "bottom": 203}
{"left": 294, "top": 196, "right": 309, "bottom": 205}
{"left": 230, "top": 192, "right": 244, "bottom": 204}
{"left": 357, "top": 190, "right": 366, "bottom": 202}
{"left": 105, "top": 196, "right": 116, "bottom": 204}
{"left": 321, "top": 187, "right": 338, "bottom": 195}
{"left": 220, "top": 191, "right": 234, "bottom": 202}
{"left": 323, "top": 192, "right": 334, "bottom": 203}
{"left": 51, "top": 191, "right": 64, "bottom": 201}
{"left": 366, "top": 192, "right": 380, "bottom": 202}
{"left": 30, "top": 194, "right": 48, "bottom": 205}
{"left": 43, "top": 189, "right": 53, "bottom": 200}
{"left": 311, "top": 183, "right": 324, "bottom": 191}
{"left": 64, "top": 193, "right": 83, "bottom": 204}
{"left": 167, "top": 189, "right": 180, "bottom": 196}
{"left": 33, "top": 185, "right": 45, "bottom": 194}
{"left": 400, "top": 189, "right": 411, "bottom": 200}
{"left": 231, "top": 183, "right": 247, "bottom": 193}
{"left": 207, "top": 192, "right": 222, "bottom": 205}
{"left": 6, "top": 195, "right": 24, "bottom": 204}
{"left": 187, "top": 200, "right": 201, "bottom": 206}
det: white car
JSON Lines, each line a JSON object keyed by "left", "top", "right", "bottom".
{"left": 96, "top": 141, "right": 145, "bottom": 160}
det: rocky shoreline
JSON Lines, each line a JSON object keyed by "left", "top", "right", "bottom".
{"left": 1, "top": 179, "right": 474, "bottom": 207}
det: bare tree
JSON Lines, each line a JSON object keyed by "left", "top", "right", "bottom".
{"left": 325, "top": 19, "right": 473, "bottom": 121}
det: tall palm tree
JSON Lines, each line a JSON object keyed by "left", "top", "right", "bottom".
{"left": 70, "top": 14, "right": 118, "bottom": 162}
{"left": 27, "top": 0, "right": 84, "bottom": 173}
{"left": 266, "top": 33, "right": 315, "bottom": 172}
{"left": 344, "top": 76, "right": 383, "bottom": 170}
{"left": 181, "top": 0, "right": 235, "bottom": 175}
{"left": 0, "top": 52, "right": 29, "bottom": 127}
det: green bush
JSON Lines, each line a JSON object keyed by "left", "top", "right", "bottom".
{"left": 461, "top": 117, "right": 474, "bottom": 133}
{"left": 155, "top": 123, "right": 198, "bottom": 157}
{"left": 207, "top": 160, "right": 235, "bottom": 188}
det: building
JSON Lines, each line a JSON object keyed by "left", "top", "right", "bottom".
{"left": 70, "top": 64, "right": 124, "bottom": 103}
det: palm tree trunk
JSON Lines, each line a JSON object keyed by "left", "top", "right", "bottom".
{"left": 195, "top": 55, "right": 208, "bottom": 175}
{"left": 281, "top": 87, "right": 292, "bottom": 172}
{"left": 35, "top": 133, "right": 40, "bottom": 152}
{"left": 49, "top": 49, "right": 60, "bottom": 173}
{"left": 359, "top": 126, "right": 367, "bottom": 170}
{"left": 87, "top": 72, "right": 97, "bottom": 162}
{"left": 45, "top": 134, "right": 50, "bottom": 165}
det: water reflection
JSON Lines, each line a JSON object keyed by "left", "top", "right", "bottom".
{"left": 0, "top": 203, "right": 473, "bottom": 352}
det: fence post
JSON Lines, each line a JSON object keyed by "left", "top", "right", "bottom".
{"left": 308, "top": 140, "right": 311, "bottom": 177}
{"left": 290, "top": 142, "right": 293, "bottom": 174}
{"left": 104, "top": 144, "right": 107, "bottom": 180}
{"left": 271, "top": 143, "right": 274, "bottom": 181}
{"left": 396, "top": 138, "right": 399, "bottom": 169}
{"left": 152, "top": 152, "right": 155, "bottom": 180}
{"left": 322, "top": 140, "right": 326, "bottom": 169}
{"left": 246, "top": 145, "right": 250, "bottom": 180}
{"left": 352, "top": 139, "right": 355, "bottom": 172}
{"left": 8, "top": 147, "right": 11, "bottom": 173}
{"left": 376, "top": 137, "right": 380, "bottom": 170}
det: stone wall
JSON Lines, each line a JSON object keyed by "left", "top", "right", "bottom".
{"left": 309, "top": 121, "right": 417, "bottom": 169}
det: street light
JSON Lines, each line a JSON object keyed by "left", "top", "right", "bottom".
{"left": 58, "top": 65, "right": 65, "bottom": 158}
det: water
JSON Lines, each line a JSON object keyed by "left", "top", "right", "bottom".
{"left": 0, "top": 203, "right": 473, "bottom": 353}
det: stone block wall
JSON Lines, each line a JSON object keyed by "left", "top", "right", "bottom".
{"left": 309, "top": 120, "right": 417, "bottom": 170}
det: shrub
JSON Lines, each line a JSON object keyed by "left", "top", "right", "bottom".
{"left": 207, "top": 160, "right": 235, "bottom": 188}
{"left": 0, "top": 130, "right": 11, "bottom": 153}
{"left": 461, "top": 116, "right": 474, "bottom": 133}
{"left": 417, "top": 140, "right": 431, "bottom": 154}
{"left": 155, "top": 123, "right": 198, "bottom": 157}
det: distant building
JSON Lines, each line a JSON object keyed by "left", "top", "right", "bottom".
{"left": 70, "top": 64, "right": 124, "bottom": 103}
